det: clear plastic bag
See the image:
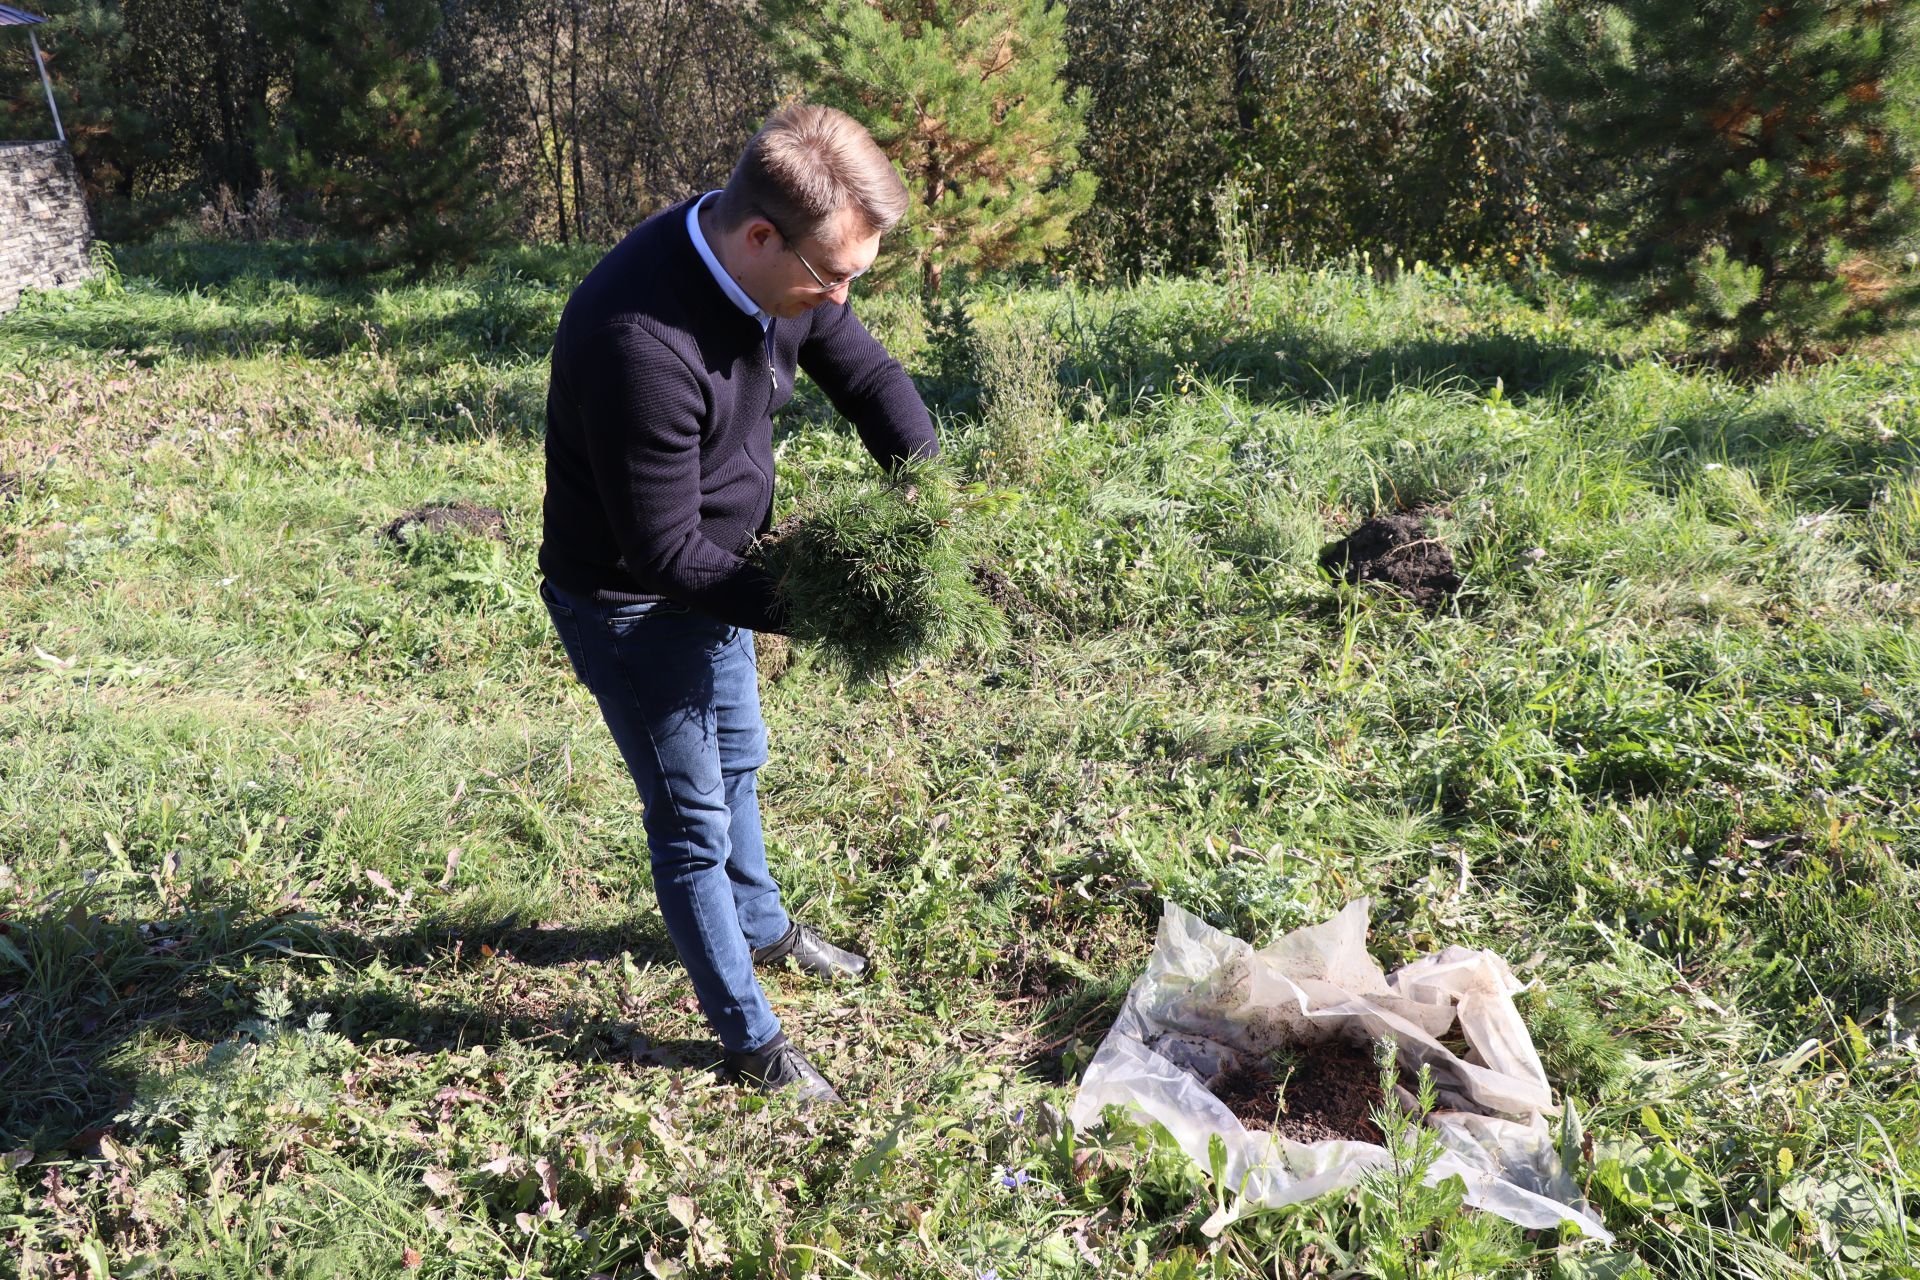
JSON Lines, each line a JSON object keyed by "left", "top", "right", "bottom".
{"left": 1068, "top": 900, "right": 1612, "bottom": 1242}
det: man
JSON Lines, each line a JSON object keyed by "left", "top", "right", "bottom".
{"left": 537, "top": 105, "right": 937, "bottom": 1105}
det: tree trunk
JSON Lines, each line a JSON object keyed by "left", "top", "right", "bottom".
{"left": 1224, "top": 0, "right": 1259, "bottom": 137}
{"left": 568, "top": 0, "right": 586, "bottom": 241}
{"left": 922, "top": 134, "right": 945, "bottom": 294}
{"left": 537, "top": 0, "right": 569, "bottom": 243}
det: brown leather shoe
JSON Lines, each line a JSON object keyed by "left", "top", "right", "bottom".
{"left": 752, "top": 922, "right": 869, "bottom": 980}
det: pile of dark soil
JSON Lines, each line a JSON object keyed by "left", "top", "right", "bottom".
{"left": 381, "top": 501, "right": 508, "bottom": 545}
{"left": 1209, "top": 1041, "right": 1385, "bottom": 1143}
{"left": 971, "top": 562, "right": 1031, "bottom": 615}
{"left": 1319, "top": 512, "right": 1460, "bottom": 608}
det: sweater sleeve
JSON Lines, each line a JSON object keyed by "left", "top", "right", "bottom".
{"left": 573, "top": 322, "right": 787, "bottom": 633}
{"left": 798, "top": 301, "right": 939, "bottom": 469}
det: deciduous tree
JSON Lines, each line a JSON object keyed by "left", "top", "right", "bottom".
{"left": 1065, "top": 0, "right": 1560, "bottom": 275}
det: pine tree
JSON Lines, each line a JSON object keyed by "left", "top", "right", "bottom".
{"left": 768, "top": 0, "right": 1097, "bottom": 294}
{"left": 1538, "top": 0, "right": 1920, "bottom": 361}
{"left": 0, "top": 0, "right": 166, "bottom": 215}
{"left": 259, "top": 0, "right": 504, "bottom": 272}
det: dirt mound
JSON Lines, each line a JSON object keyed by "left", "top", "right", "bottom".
{"left": 1209, "top": 1040, "right": 1385, "bottom": 1144}
{"left": 381, "top": 501, "right": 507, "bottom": 545}
{"left": 970, "top": 562, "right": 1030, "bottom": 615}
{"left": 1319, "top": 511, "right": 1459, "bottom": 607}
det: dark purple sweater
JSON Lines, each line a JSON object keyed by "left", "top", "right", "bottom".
{"left": 538, "top": 196, "right": 938, "bottom": 632}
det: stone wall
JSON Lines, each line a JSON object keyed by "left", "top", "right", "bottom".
{"left": 0, "top": 140, "right": 96, "bottom": 313}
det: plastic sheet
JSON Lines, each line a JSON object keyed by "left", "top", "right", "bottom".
{"left": 1068, "top": 899, "right": 1612, "bottom": 1242}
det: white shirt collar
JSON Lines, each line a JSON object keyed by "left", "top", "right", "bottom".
{"left": 687, "top": 191, "right": 770, "bottom": 331}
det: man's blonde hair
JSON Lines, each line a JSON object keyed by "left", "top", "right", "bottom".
{"left": 715, "top": 104, "right": 908, "bottom": 249}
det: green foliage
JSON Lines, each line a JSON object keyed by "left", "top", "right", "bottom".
{"left": 139, "top": 0, "right": 283, "bottom": 197}
{"left": 1349, "top": 1054, "right": 1489, "bottom": 1280}
{"left": 1235, "top": 0, "right": 1563, "bottom": 271}
{"left": 0, "top": 0, "right": 167, "bottom": 211}
{"left": 1517, "top": 984, "right": 1630, "bottom": 1102}
{"left": 1159, "top": 852, "right": 1322, "bottom": 942}
{"left": 769, "top": 0, "right": 1097, "bottom": 294}
{"left": 0, "top": 0, "right": 292, "bottom": 235}
{"left": 753, "top": 460, "right": 1006, "bottom": 681}
{"left": 969, "top": 309, "right": 1066, "bottom": 482}
{"left": 1591, "top": 1133, "right": 1715, "bottom": 1216}
{"left": 1062, "top": 0, "right": 1238, "bottom": 274}
{"left": 1537, "top": 0, "right": 1920, "bottom": 361}
{"left": 1688, "top": 245, "right": 1766, "bottom": 325}
{"left": 122, "top": 986, "right": 360, "bottom": 1164}
{"left": 386, "top": 522, "right": 526, "bottom": 612}
{"left": 1065, "top": 0, "right": 1563, "bottom": 274}
{"left": 257, "top": 0, "right": 505, "bottom": 272}
{"left": 1179, "top": 1053, "right": 1538, "bottom": 1276}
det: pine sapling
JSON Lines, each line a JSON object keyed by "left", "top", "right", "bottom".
{"left": 752, "top": 461, "right": 1006, "bottom": 682}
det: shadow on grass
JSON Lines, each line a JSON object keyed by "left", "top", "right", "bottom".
{"left": 3, "top": 883, "right": 1149, "bottom": 1147}
{"left": 1010, "top": 977, "right": 1133, "bottom": 1086}
{"left": 114, "top": 238, "right": 606, "bottom": 294}
{"left": 1628, "top": 401, "right": 1920, "bottom": 509}
{"left": 14, "top": 240, "right": 1618, "bottom": 424}
{"left": 1043, "top": 317, "right": 1624, "bottom": 413}
{"left": 0, "top": 895, "right": 706, "bottom": 1148}
{"left": 4, "top": 239, "right": 595, "bottom": 371}
{"left": 3, "top": 236, "right": 569, "bottom": 369}
{"left": 1217, "top": 325, "right": 1617, "bottom": 406}
{"left": 1, "top": 287, "right": 560, "bottom": 368}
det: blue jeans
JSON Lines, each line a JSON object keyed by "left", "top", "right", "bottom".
{"left": 540, "top": 579, "right": 789, "bottom": 1053}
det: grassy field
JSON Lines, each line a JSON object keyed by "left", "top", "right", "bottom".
{"left": 1, "top": 241, "right": 1917, "bottom": 1279}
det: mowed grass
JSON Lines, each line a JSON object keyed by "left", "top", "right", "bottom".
{"left": 1, "top": 243, "right": 1918, "bottom": 1278}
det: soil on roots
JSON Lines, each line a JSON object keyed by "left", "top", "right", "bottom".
{"left": 755, "top": 632, "right": 794, "bottom": 682}
{"left": 1210, "top": 1040, "right": 1386, "bottom": 1143}
{"left": 1319, "top": 511, "right": 1460, "bottom": 608}
{"left": 381, "top": 501, "right": 508, "bottom": 545}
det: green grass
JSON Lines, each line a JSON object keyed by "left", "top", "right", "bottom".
{"left": 1, "top": 241, "right": 1917, "bottom": 1278}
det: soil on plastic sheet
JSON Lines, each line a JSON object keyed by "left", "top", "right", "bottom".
{"left": 381, "top": 501, "right": 508, "bottom": 545}
{"left": 1210, "top": 1041, "right": 1386, "bottom": 1144}
{"left": 1319, "top": 511, "right": 1460, "bottom": 608}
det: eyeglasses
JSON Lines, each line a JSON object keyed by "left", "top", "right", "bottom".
{"left": 762, "top": 213, "right": 868, "bottom": 295}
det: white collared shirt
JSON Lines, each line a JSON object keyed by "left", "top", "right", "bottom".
{"left": 687, "top": 191, "right": 770, "bottom": 332}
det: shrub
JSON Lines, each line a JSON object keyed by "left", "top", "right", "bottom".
{"left": 1066, "top": 0, "right": 1562, "bottom": 274}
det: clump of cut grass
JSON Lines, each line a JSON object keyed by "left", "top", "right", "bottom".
{"left": 753, "top": 460, "right": 1005, "bottom": 682}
